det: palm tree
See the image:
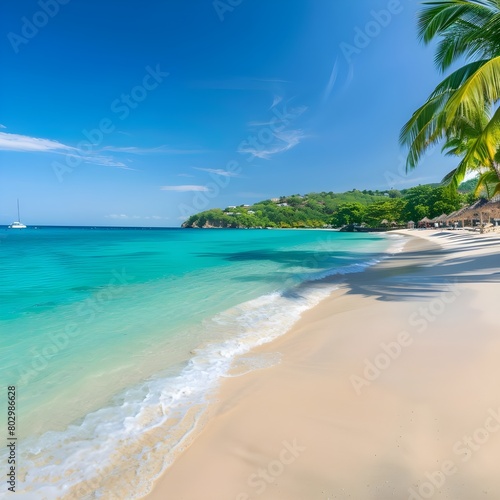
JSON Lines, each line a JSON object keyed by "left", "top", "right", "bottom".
{"left": 441, "top": 106, "right": 500, "bottom": 194}
{"left": 400, "top": 0, "right": 500, "bottom": 193}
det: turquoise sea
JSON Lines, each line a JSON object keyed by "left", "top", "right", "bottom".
{"left": 0, "top": 227, "right": 404, "bottom": 499}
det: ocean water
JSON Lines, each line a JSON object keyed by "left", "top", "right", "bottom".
{"left": 0, "top": 227, "right": 405, "bottom": 499}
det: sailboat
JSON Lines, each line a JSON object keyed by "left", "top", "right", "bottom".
{"left": 9, "top": 199, "right": 27, "bottom": 229}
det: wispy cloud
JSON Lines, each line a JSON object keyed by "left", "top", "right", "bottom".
{"left": 0, "top": 131, "right": 162, "bottom": 169}
{"left": 0, "top": 124, "right": 6, "bottom": 129}
{"left": 77, "top": 154, "right": 131, "bottom": 169}
{"left": 194, "top": 167, "right": 239, "bottom": 177}
{"left": 323, "top": 57, "right": 354, "bottom": 102}
{"left": 247, "top": 120, "right": 275, "bottom": 127}
{"left": 101, "top": 145, "right": 207, "bottom": 155}
{"left": 160, "top": 185, "right": 209, "bottom": 192}
{"left": 238, "top": 129, "right": 306, "bottom": 160}
{"left": 0, "top": 131, "right": 131, "bottom": 169}
{"left": 0, "top": 132, "right": 75, "bottom": 153}
{"left": 106, "top": 214, "right": 131, "bottom": 219}
{"left": 271, "top": 95, "right": 283, "bottom": 108}
{"left": 323, "top": 58, "right": 340, "bottom": 103}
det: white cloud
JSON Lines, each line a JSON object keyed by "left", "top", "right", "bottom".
{"left": 0, "top": 131, "right": 75, "bottom": 153}
{"left": 160, "top": 185, "right": 209, "bottom": 192}
{"left": 0, "top": 124, "right": 6, "bottom": 129}
{"left": 323, "top": 57, "right": 354, "bottom": 102}
{"left": 67, "top": 153, "right": 130, "bottom": 169}
{"left": 0, "top": 131, "right": 140, "bottom": 169}
{"left": 238, "top": 129, "right": 305, "bottom": 160}
{"left": 276, "top": 129, "right": 304, "bottom": 148}
{"left": 323, "top": 58, "right": 340, "bottom": 103}
{"left": 106, "top": 214, "right": 129, "bottom": 219}
{"left": 247, "top": 120, "right": 275, "bottom": 127}
{"left": 101, "top": 145, "right": 207, "bottom": 155}
{"left": 271, "top": 95, "right": 283, "bottom": 108}
{"left": 194, "top": 167, "right": 239, "bottom": 177}
{"left": 0, "top": 131, "right": 200, "bottom": 171}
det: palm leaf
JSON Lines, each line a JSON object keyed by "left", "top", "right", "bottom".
{"left": 441, "top": 106, "right": 500, "bottom": 190}
{"left": 418, "top": 1, "right": 488, "bottom": 44}
{"left": 400, "top": 93, "right": 451, "bottom": 170}
{"left": 434, "top": 16, "right": 500, "bottom": 70}
{"left": 474, "top": 169, "right": 500, "bottom": 196}
{"left": 419, "top": 1, "right": 500, "bottom": 72}
{"left": 445, "top": 56, "right": 500, "bottom": 121}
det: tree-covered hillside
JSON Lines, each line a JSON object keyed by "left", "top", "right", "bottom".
{"left": 182, "top": 184, "right": 477, "bottom": 229}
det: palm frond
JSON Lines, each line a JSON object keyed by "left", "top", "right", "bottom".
{"left": 419, "top": 1, "right": 500, "bottom": 70}
{"left": 418, "top": 2, "right": 482, "bottom": 43}
{"left": 445, "top": 56, "right": 500, "bottom": 121}
{"left": 434, "top": 15, "right": 500, "bottom": 70}
{"left": 400, "top": 93, "right": 451, "bottom": 170}
{"left": 474, "top": 169, "right": 500, "bottom": 197}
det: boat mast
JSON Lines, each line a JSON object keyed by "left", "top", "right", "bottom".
{"left": 17, "top": 198, "right": 21, "bottom": 222}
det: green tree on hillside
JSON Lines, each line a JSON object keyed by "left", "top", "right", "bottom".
{"left": 362, "top": 199, "right": 407, "bottom": 227}
{"left": 402, "top": 185, "right": 463, "bottom": 221}
{"left": 331, "top": 203, "right": 366, "bottom": 226}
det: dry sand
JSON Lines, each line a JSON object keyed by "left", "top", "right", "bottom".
{"left": 145, "top": 230, "right": 500, "bottom": 500}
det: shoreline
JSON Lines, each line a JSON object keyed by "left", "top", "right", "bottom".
{"left": 5, "top": 229, "right": 398, "bottom": 499}
{"left": 144, "top": 230, "right": 500, "bottom": 500}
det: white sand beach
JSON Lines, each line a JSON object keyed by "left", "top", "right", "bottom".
{"left": 145, "top": 230, "right": 500, "bottom": 500}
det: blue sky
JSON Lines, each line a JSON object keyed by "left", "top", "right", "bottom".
{"left": 1, "top": 0, "right": 459, "bottom": 226}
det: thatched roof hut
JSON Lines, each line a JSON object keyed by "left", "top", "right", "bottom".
{"left": 481, "top": 199, "right": 500, "bottom": 218}
{"left": 445, "top": 197, "right": 500, "bottom": 227}
{"left": 418, "top": 217, "right": 432, "bottom": 227}
{"left": 459, "top": 198, "right": 491, "bottom": 221}
{"left": 446, "top": 207, "right": 468, "bottom": 222}
{"left": 434, "top": 213, "right": 448, "bottom": 223}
